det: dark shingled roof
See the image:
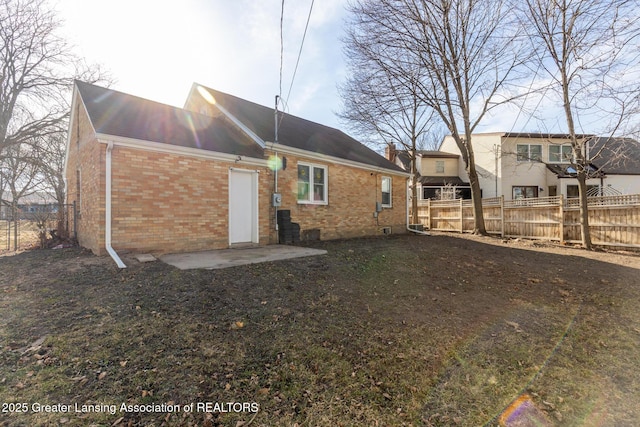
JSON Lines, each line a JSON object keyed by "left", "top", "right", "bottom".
{"left": 589, "top": 137, "right": 640, "bottom": 175}
{"left": 418, "top": 150, "right": 459, "bottom": 158}
{"left": 419, "top": 176, "right": 469, "bottom": 186}
{"left": 545, "top": 163, "right": 604, "bottom": 179}
{"left": 199, "top": 87, "right": 405, "bottom": 173}
{"left": 75, "top": 81, "right": 264, "bottom": 159}
{"left": 544, "top": 137, "right": 640, "bottom": 177}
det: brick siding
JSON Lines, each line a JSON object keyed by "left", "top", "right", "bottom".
{"left": 108, "top": 147, "right": 271, "bottom": 254}
{"left": 67, "top": 93, "right": 408, "bottom": 256}
{"left": 65, "top": 97, "right": 105, "bottom": 254}
{"left": 269, "top": 150, "right": 407, "bottom": 241}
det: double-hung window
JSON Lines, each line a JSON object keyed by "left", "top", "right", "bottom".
{"left": 549, "top": 144, "right": 573, "bottom": 163}
{"left": 381, "top": 176, "right": 392, "bottom": 207}
{"left": 297, "top": 163, "right": 327, "bottom": 204}
{"left": 516, "top": 144, "right": 542, "bottom": 162}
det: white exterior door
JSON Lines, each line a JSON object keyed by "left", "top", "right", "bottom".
{"left": 228, "top": 169, "right": 258, "bottom": 245}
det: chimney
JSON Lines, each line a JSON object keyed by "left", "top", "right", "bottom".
{"left": 385, "top": 143, "right": 396, "bottom": 162}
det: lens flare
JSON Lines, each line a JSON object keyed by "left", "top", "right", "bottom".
{"left": 268, "top": 155, "right": 283, "bottom": 171}
{"left": 499, "top": 394, "right": 551, "bottom": 426}
{"left": 197, "top": 85, "right": 216, "bottom": 104}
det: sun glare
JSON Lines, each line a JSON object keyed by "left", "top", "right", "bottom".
{"left": 197, "top": 86, "right": 216, "bottom": 105}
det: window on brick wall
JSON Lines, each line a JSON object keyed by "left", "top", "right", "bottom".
{"left": 297, "top": 162, "right": 327, "bottom": 204}
{"left": 381, "top": 176, "right": 392, "bottom": 207}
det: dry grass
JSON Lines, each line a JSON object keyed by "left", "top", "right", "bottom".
{"left": 0, "top": 234, "right": 639, "bottom": 426}
{"left": 0, "top": 220, "right": 41, "bottom": 253}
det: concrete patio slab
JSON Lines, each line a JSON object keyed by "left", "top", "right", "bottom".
{"left": 159, "top": 245, "right": 327, "bottom": 270}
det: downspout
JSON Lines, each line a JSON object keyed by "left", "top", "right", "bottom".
{"left": 274, "top": 95, "right": 279, "bottom": 243}
{"left": 406, "top": 177, "right": 431, "bottom": 236}
{"left": 105, "top": 142, "right": 126, "bottom": 268}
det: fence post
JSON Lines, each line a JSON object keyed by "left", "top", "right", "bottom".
{"left": 427, "top": 198, "right": 431, "bottom": 230}
{"left": 559, "top": 195, "right": 564, "bottom": 244}
{"left": 459, "top": 198, "right": 464, "bottom": 233}
{"left": 500, "top": 195, "right": 505, "bottom": 238}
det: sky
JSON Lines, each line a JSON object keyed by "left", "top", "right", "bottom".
{"left": 54, "top": 0, "right": 349, "bottom": 131}
{"left": 51, "top": 0, "right": 638, "bottom": 144}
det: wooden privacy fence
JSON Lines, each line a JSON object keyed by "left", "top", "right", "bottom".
{"left": 414, "top": 194, "right": 640, "bottom": 248}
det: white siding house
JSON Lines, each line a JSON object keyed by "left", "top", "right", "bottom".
{"left": 439, "top": 133, "right": 640, "bottom": 200}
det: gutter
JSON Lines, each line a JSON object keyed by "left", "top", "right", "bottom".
{"left": 95, "top": 135, "right": 268, "bottom": 167}
{"left": 268, "top": 142, "right": 410, "bottom": 177}
{"left": 105, "top": 142, "right": 127, "bottom": 268}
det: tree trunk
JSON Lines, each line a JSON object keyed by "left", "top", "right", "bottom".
{"left": 12, "top": 203, "right": 18, "bottom": 251}
{"left": 561, "top": 73, "right": 592, "bottom": 249}
{"left": 56, "top": 198, "right": 67, "bottom": 239}
{"left": 411, "top": 151, "right": 419, "bottom": 225}
{"left": 464, "top": 136, "right": 486, "bottom": 235}
{"left": 577, "top": 170, "right": 592, "bottom": 250}
{"left": 467, "top": 162, "right": 486, "bottom": 235}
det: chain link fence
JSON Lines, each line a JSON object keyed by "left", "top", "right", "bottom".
{"left": 0, "top": 202, "right": 76, "bottom": 251}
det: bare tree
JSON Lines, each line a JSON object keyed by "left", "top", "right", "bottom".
{"left": 339, "top": 20, "right": 438, "bottom": 225}
{"left": 34, "top": 132, "right": 68, "bottom": 237}
{"left": 344, "top": 0, "right": 526, "bottom": 234}
{"left": 0, "top": 142, "right": 43, "bottom": 249}
{"left": 0, "top": 0, "right": 108, "bottom": 159}
{"left": 521, "top": 0, "right": 640, "bottom": 249}
{"left": 1, "top": 0, "right": 71, "bottom": 158}
{"left": 1, "top": 0, "right": 108, "bottom": 244}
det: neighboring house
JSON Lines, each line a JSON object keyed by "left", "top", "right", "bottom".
{"left": 0, "top": 191, "right": 58, "bottom": 220}
{"left": 439, "top": 132, "right": 640, "bottom": 200}
{"left": 386, "top": 146, "right": 471, "bottom": 200}
{"left": 64, "top": 81, "right": 409, "bottom": 258}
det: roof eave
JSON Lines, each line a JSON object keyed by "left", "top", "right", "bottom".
{"left": 268, "top": 142, "right": 411, "bottom": 177}
{"left": 95, "top": 133, "right": 268, "bottom": 167}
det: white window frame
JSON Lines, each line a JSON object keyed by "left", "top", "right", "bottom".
{"left": 435, "top": 160, "right": 445, "bottom": 173}
{"left": 297, "top": 162, "right": 328, "bottom": 205}
{"left": 516, "top": 144, "right": 542, "bottom": 162}
{"left": 381, "top": 176, "right": 392, "bottom": 208}
{"left": 548, "top": 144, "right": 573, "bottom": 163}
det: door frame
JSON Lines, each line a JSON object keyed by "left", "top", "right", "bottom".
{"left": 228, "top": 168, "right": 259, "bottom": 246}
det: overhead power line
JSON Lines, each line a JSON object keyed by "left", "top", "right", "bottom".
{"left": 279, "top": 0, "right": 285, "bottom": 99}
{"left": 285, "top": 0, "right": 315, "bottom": 105}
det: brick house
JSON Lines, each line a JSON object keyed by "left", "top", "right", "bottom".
{"left": 64, "top": 81, "right": 408, "bottom": 263}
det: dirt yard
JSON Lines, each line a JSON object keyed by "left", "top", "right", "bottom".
{"left": 0, "top": 233, "right": 639, "bottom": 426}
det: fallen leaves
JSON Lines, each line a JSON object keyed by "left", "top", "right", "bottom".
{"left": 230, "top": 321, "right": 245, "bottom": 330}
{"left": 505, "top": 320, "right": 523, "bottom": 333}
